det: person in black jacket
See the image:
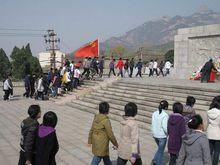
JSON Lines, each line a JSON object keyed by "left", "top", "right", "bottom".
{"left": 201, "top": 59, "right": 216, "bottom": 83}
{"left": 35, "top": 111, "right": 59, "bottom": 165}
{"left": 18, "top": 105, "right": 41, "bottom": 165}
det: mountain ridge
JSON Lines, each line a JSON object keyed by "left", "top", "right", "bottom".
{"left": 100, "top": 9, "right": 220, "bottom": 51}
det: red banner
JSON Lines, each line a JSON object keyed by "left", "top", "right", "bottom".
{"left": 75, "top": 39, "right": 98, "bottom": 58}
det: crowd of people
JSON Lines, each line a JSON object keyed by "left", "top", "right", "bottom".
{"left": 17, "top": 95, "right": 220, "bottom": 165}
{"left": 2, "top": 57, "right": 172, "bottom": 101}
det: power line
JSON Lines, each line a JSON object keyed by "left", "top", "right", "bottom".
{"left": 0, "top": 28, "right": 46, "bottom": 32}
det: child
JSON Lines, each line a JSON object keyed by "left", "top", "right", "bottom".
{"left": 18, "top": 105, "right": 41, "bottom": 165}
{"left": 117, "top": 102, "right": 142, "bottom": 165}
{"left": 177, "top": 115, "right": 212, "bottom": 165}
{"left": 88, "top": 102, "right": 118, "bottom": 165}
{"left": 183, "top": 96, "right": 196, "bottom": 130}
{"left": 168, "top": 102, "right": 186, "bottom": 165}
{"left": 35, "top": 111, "right": 59, "bottom": 165}
{"left": 151, "top": 100, "right": 169, "bottom": 165}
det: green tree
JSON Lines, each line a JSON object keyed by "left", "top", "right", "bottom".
{"left": 0, "top": 48, "right": 11, "bottom": 80}
{"left": 10, "top": 44, "right": 42, "bottom": 79}
{"left": 164, "top": 49, "right": 174, "bottom": 64}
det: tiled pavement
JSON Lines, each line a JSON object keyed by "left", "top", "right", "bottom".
{"left": 0, "top": 87, "right": 167, "bottom": 165}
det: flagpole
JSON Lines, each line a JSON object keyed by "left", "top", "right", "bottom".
{"left": 98, "top": 38, "right": 100, "bottom": 57}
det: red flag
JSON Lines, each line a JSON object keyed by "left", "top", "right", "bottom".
{"left": 75, "top": 39, "right": 99, "bottom": 58}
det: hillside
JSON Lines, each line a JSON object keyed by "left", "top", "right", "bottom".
{"left": 100, "top": 9, "right": 220, "bottom": 51}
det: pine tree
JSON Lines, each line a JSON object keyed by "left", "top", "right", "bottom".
{"left": 0, "top": 48, "right": 11, "bottom": 80}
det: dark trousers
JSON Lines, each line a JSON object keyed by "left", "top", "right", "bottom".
{"left": 23, "top": 87, "right": 30, "bottom": 98}
{"left": 209, "top": 139, "right": 220, "bottom": 165}
{"left": 129, "top": 67, "right": 134, "bottom": 77}
{"left": 9, "top": 88, "right": 13, "bottom": 96}
{"left": 201, "top": 71, "right": 211, "bottom": 83}
{"left": 99, "top": 68, "right": 104, "bottom": 78}
{"left": 108, "top": 68, "right": 116, "bottom": 77}
{"left": 136, "top": 69, "right": 142, "bottom": 77}
{"left": 3, "top": 90, "right": 10, "bottom": 100}
{"left": 153, "top": 68, "right": 159, "bottom": 76}
{"left": 82, "top": 68, "right": 90, "bottom": 78}
{"left": 149, "top": 69, "right": 153, "bottom": 77}
{"left": 118, "top": 69, "right": 123, "bottom": 77}
{"left": 73, "top": 78, "right": 79, "bottom": 89}
{"left": 159, "top": 68, "right": 164, "bottom": 76}
{"left": 169, "top": 153, "right": 178, "bottom": 165}
{"left": 36, "top": 91, "right": 44, "bottom": 100}
{"left": 30, "top": 86, "right": 35, "bottom": 98}
{"left": 18, "top": 150, "right": 35, "bottom": 165}
{"left": 117, "top": 157, "right": 142, "bottom": 165}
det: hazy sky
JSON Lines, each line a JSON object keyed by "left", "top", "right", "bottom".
{"left": 0, "top": 0, "right": 220, "bottom": 56}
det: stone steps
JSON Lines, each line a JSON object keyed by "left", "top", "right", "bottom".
{"left": 114, "top": 81, "right": 220, "bottom": 98}
{"left": 106, "top": 85, "right": 214, "bottom": 102}
{"left": 94, "top": 89, "right": 210, "bottom": 109}
{"left": 67, "top": 100, "right": 150, "bottom": 130}
{"left": 66, "top": 78, "right": 218, "bottom": 130}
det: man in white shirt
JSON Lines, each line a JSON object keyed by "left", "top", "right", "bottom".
{"left": 165, "top": 61, "right": 172, "bottom": 76}
{"left": 153, "top": 59, "right": 159, "bottom": 76}
{"left": 73, "top": 66, "right": 81, "bottom": 89}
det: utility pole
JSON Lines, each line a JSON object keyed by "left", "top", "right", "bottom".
{"left": 44, "top": 30, "right": 60, "bottom": 68}
{"left": 139, "top": 47, "right": 144, "bottom": 60}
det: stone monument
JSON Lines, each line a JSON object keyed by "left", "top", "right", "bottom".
{"left": 173, "top": 24, "right": 220, "bottom": 79}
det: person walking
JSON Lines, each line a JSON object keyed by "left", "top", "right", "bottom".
{"left": 182, "top": 96, "right": 196, "bottom": 131}
{"left": 108, "top": 59, "right": 116, "bottom": 77}
{"left": 148, "top": 60, "right": 154, "bottom": 77}
{"left": 164, "top": 61, "right": 172, "bottom": 76}
{"left": 3, "top": 75, "right": 12, "bottom": 101}
{"left": 23, "top": 74, "right": 31, "bottom": 98}
{"left": 207, "top": 96, "right": 220, "bottom": 165}
{"left": 124, "top": 59, "right": 130, "bottom": 77}
{"left": 99, "top": 56, "right": 105, "bottom": 78}
{"left": 158, "top": 61, "right": 165, "bottom": 77}
{"left": 116, "top": 58, "right": 124, "bottom": 77}
{"left": 153, "top": 59, "right": 159, "bottom": 76}
{"left": 151, "top": 100, "right": 169, "bottom": 165}
{"left": 129, "top": 58, "right": 135, "bottom": 78}
{"left": 18, "top": 105, "right": 41, "bottom": 165}
{"left": 177, "top": 114, "right": 212, "bottom": 165}
{"left": 73, "top": 66, "right": 81, "bottom": 89}
{"left": 88, "top": 102, "right": 118, "bottom": 165}
{"left": 35, "top": 111, "right": 59, "bottom": 165}
{"left": 82, "top": 57, "right": 91, "bottom": 79}
{"left": 36, "top": 75, "right": 45, "bottom": 100}
{"left": 135, "top": 59, "right": 143, "bottom": 77}
{"left": 168, "top": 102, "right": 186, "bottom": 165}
{"left": 117, "top": 102, "right": 142, "bottom": 165}
{"left": 30, "top": 74, "right": 36, "bottom": 99}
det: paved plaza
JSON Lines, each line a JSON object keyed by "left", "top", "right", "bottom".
{"left": 1, "top": 77, "right": 220, "bottom": 165}
{"left": 0, "top": 86, "right": 166, "bottom": 165}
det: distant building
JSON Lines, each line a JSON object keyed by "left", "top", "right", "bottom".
{"left": 38, "top": 51, "right": 65, "bottom": 69}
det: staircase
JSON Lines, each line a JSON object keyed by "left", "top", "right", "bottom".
{"left": 66, "top": 78, "right": 220, "bottom": 130}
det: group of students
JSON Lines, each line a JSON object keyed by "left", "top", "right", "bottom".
{"left": 18, "top": 105, "right": 58, "bottom": 165}
{"left": 18, "top": 60, "right": 81, "bottom": 100}
{"left": 148, "top": 59, "right": 172, "bottom": 77}
{"left": 88, "top": 96, "right": 220, "bottom": 165}
{"left": 82, "top": 56, "right": 105, "bottom": 79}
{"left": 18, "top": 96, "right": 220, "bottom": 165}
{"left": 108, "top": 58, "right": 143, "bottom": 78}
{"left": 151, "top": 96, "right": 220, "bottom": 165}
